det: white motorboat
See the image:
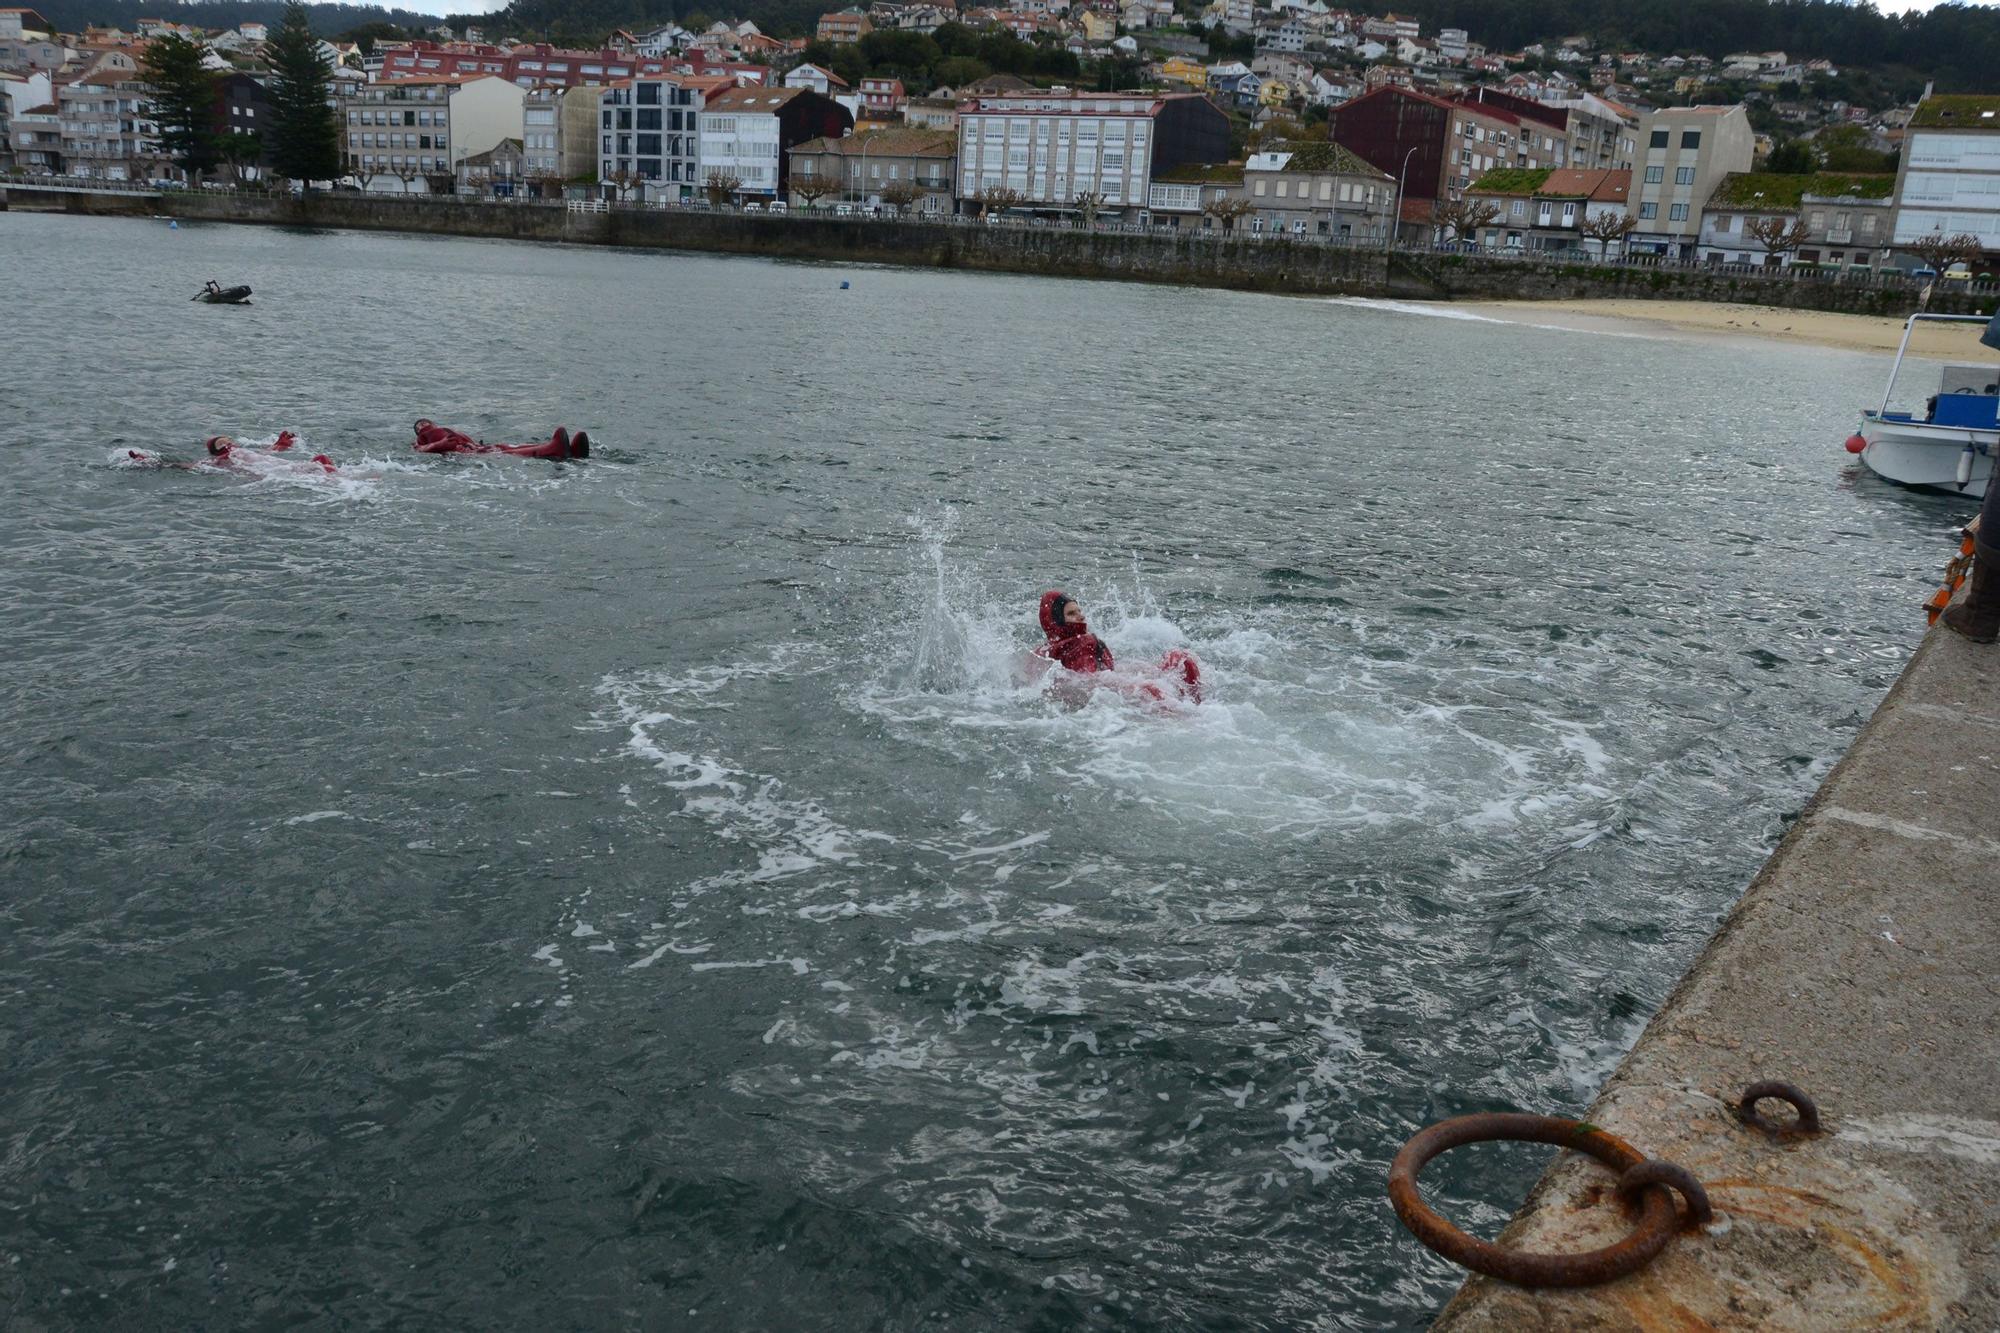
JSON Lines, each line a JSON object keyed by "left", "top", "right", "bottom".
{"left": 1846, "top": 312, "right": 1998, "bottom": 499}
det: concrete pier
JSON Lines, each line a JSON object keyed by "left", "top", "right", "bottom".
{"left": 1429, "top": 608, "right": 1999, "bottom": 1329}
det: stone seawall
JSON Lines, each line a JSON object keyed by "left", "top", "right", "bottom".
{"left": 13, "top": 186, "right": 1983, "bottom": 316}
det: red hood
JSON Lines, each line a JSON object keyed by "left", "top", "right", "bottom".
{"left": 1039, "top": 590, "right": 1112, "bottom": 673}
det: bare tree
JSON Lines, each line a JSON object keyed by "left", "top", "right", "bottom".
{"left": 602, "top": 166, "right": 642, "bottom": 203}
{"left": 1201, "top": 194, "right": 1256, "bottom": 232}
{"left": 1072, "top": 189, "right": 1107, "bottom": 226}
{"left": 976, "top": 185, "right": 1025, "bottom": 218}
{"left": 1429, "top": 197, "right": 1500, "bottom": 245}
{"left": 789, "top": 171, "right": 840, "bottom": 209}
{"left": 1908, "top": 229, "right": 1983, "bottom": 276}
{"left": 393, "top": 163, "right": 422, "bottom": 194}
{"left": 878, "top": 179, "right": 921, "bottom": 212}
{"left": 1745, "top": 213, "right": 1811, "bottom": 267}
{"left": 703, "top": 170, "right": 742, "bottom": 207}
{"left": 1580, "top": 209, "right": 1637, "bottom": 262}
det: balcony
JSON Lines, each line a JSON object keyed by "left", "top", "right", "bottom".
{"left": 1825, "top": 228, "right": 1853, "bottom": 244}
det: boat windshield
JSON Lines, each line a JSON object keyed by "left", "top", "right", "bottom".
{"left": 1878, "top": 313, "right": 1994, "bottom": 421}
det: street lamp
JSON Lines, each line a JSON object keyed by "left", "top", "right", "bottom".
{"left": 1388, "top": 145, "right": 1418, "bottom": 250}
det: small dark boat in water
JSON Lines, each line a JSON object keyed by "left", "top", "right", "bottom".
{"left": 194, "top": 280, "right": 252, "bottom": 305}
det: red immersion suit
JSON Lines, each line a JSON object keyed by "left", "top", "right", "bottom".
{"left": 412, "top": 420, "right": 588, "bottom": 458}
{"left": 1037, "top": 590, "right": 1203, "bottom": 704}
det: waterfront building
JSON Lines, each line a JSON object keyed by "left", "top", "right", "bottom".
{"left": 56, "top": 48, "right": 153, "bottom": 180}
{"left": 213, "top": 71, "right": 273, "bottom": 180}
{"left": 1626, "top": 104, "right": 1754, "bottom": 259}
{"left": 1464, "top": 165, "right": 1630, "bottom": 254}
{"left": 788, "top": 126, "right": 954, "bottom": 211}
{"left": 697, "top": 85, "right": 852, "bottom": 202}
{"left": 4, "top": 68, "right": 56, "bottom": 172}
{"left": 596, "top": 73, "right": 736, "bottom": 201}
{"left": 1698, "top": 171, "right": 1895, "bottom": 270}
{"left": 1328, "top": 85, "right": 1566, "bottom": 236}
{"left": 341, "top": 74, "right": 526, "bottom": 193}
{"left": 955, "top": 89, "right": 1230, "bottom": 218}
{"left": 0, "top": 9, "right": 63, "bottom": 75}
{"left": 1224, "top": 141, "right": 1396, "bottom": 240}
{"left": 457, "top": 136, "right": 526, "bottom": 194}
{"left": 1144, "top": 161, "right": 1236, "bottom": 228}
{"left": 1890, "top": 93, "right": 2000, "bottom": 258}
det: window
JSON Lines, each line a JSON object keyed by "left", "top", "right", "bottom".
{"left": 638, "top": 83, "right": 660, "bottom": 105}
{"left": 638, "top": 109, "right": 660, "bottom": 130}
{"left": 1644, "top": 166, "right": 1662, "bottom": 183}
{"left": 1510, "top": 199, "right": 1524, "bottom": 217}
{"left": 1639, "top": 202, "right": 1657, "bottom": 219}
{"left": 1675, "top": 167, "right": 1694, "bottom": 185}
{"left": 1561, "top": 202, "right": 1575, "bottom": 224}
{"left": 1716, "top": 214, "right": 1732, "bottom": 232}
{"left": 1649, "top": 129, "right": 1667, "bottom": 149}
{"left": 1681, "top": 130, "right": 1700, "bottom": 150}
{"left": 1810, "top": 211, "right": 1825, "bottom": 229}
{"left": 1253, "top": 178, "right": 1266, "bottom": 196}
{"left": 637, "top": 134, "right": 660, "bottom": 155}
{"left": 1668, "top": 202, "right": 1687, "bottom": 221}
{"left": 1276, "top": 180, "right": 1289, "bottom": 197}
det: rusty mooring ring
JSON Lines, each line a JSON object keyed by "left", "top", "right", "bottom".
{"left": 1617, "top": 1160, "right": 1713, "bottom": 1226}
{"left": 1736, "top": 1081, "right": 1822, "bottom": 1138}
{"left": 1387, "top": 1112, "right": 1691, "bottom": 1288}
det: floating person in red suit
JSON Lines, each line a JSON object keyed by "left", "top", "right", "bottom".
{"left": 1035, "top": 590, "right": 1202, "bottom": 705}
{"left": 126, "top": 432, "right": 333, "bottom": 472}
{"left": 411, "top": 419, "right": 590, "bottom": 459}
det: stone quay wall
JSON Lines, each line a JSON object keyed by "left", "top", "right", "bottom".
{"left": 8, "top": 183, "right": 1991, "bottom": 317}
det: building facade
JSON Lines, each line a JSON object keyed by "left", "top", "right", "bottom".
{"left": 954, "top": 89, "right": 1229, "bottom": 217}
{"left": 697, "top": 85, "right": 852, "bottom": 201}
{"left": 1890, "top": 94, "right": 2000, "bottom": 256}
{"left": 1465, "top": 166, "right": 1631, "bottom": 254}
{"left": 57, "top": 50, "right": 154, "bottom": 180}
{"left": 596, "top": 74, "right": 734, "bottom": 200}
{"left": 1224, "top": 142, "right": 1395, "bottom": 240}
{"left": 1626, "top": 104, "right": 1754, "bottom": 258}
{"left": 1329, "top": 85, "right": 1565, "bottom": 235}
{"left": 788, "top": 126, "right": 954, "bottom": 211}
{"left": 341, "top": 74, "right": 526, "bottom": 192}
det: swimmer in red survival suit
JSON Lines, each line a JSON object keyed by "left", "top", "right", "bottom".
{"left": 127, "top": 432, "right": 333, "bottom": 472}
{"left": 1036, "top": 590, "right": 1203, "bottom": 704}
{"left": 411, "top": 419, "right": 591, "bottom": 459}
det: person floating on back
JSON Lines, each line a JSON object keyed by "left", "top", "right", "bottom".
{"left": 126, "top": 431, "right": 331, "bottom": 472}
{"left": 412, "top": 418, "right": 590, "bottom": 459}
{"left": 1035, "top": 590, "right": 1202, "bottom": 704}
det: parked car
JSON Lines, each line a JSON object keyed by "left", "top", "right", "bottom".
{"left": 1910, "top": 266, "right": 1939, "bottom": 280}
{"left": 833, "top": 202, "right": 853, "bottom": 216}
{"left": 768, "top": 201, "right": 788, "bottom": 215}
{"left": 744, "top": 201, "right": 762, "bottom": 213}
{"left": 1942, "top": 262, "right": 1973, "bottom": 283}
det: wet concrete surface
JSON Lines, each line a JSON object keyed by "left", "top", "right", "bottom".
{"left": 1430, "top": 603, "right": 2000, "bottom": 1331}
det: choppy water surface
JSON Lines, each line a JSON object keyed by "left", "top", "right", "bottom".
{"left": 0, "top": 213, "right": 1973, "bottom": 1328}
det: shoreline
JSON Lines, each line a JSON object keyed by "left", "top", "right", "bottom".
{"left": 1462, "top": 297, "right": 1994, "bottom": 356}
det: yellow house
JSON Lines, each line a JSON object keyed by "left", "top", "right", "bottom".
{"left": 1258, "top": 78, "right": 1290, "bottom": 108}
{"left": 1158, "top": 56, "right": 1205, "bottom": 87}
{"left": 1079, "top": 11, "right": 1115, "bottom": 40}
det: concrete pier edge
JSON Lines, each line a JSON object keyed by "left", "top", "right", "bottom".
{"left": 1429, "top": 592, "right": 2000, "bottom": 1329}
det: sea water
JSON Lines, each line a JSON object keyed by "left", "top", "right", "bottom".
{"left": 0, "top": 212, "right": 1972, "bottom": 1328}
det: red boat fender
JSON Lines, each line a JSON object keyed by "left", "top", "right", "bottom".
{"left": 1844, "top": 433, "right": 1868, "bottom": 455}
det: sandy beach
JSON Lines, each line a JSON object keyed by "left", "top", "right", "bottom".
{"left": 1463, "top": 298, "right": 1993, "bottom": 356}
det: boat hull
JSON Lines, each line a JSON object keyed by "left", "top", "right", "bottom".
{"left": 1857, "top": 417, "right": 1994, "bottom": 498}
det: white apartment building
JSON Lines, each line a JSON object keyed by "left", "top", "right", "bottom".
{"left": 955, "top": 90, "right": 1229, "bottom": 216}
{"left": 1627, "top": 104, "right": 1754, "bottom": 257}
{"left": 1891, "top": 95, "right": 2000, "bottom": 253}
{"left": 698, "top": 85, "right": 785, "bottom": 198}
{"left": 341, "top": 74, "right": 525, "bottom": 192}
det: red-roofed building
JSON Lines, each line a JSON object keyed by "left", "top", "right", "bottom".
{"left": 1328, "top": 85, "right": 1566, "bottom": 235}
{"left": 376, "top": 40, "right": 676, "bottom": 90}
{"left": 698, "top": 85, "right": 853, "bottom": 201}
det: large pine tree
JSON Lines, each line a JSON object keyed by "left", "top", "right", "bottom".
{"left": 265, "top": 0, "right": 342, "bottom": 188}
{"left": 140, "top": 33, "right": 221, "bottom": 181}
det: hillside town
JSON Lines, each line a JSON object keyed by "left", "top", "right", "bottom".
{"left": 3, "top": 0, "right": 1997, "bottom": 275}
